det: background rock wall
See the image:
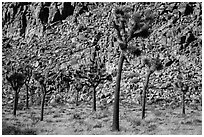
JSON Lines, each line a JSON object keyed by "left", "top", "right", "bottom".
{"left": 2, "top": 2, "right": 202, "bottom": 107}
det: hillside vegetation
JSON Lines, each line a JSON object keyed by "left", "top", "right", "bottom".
{"left": 2, "top": 2, "right": 202, "bottom": 135}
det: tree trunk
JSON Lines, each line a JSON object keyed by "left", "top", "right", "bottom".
{"left": 30, "top": 89, "right": 34, "bottom": 106}
{"left": 66, "top": 83, "right": 70, "bottom": 93}
{"left": 182, "top": 91, "right": 185, "bottom": 115}
{"left": 112, "top": 52, "right": 125, "bottom": 131}
{"left": 40, "top": 85, "right": 46, "bottom": 121}
{"left": 26, "top": 84, "right": 29, "bottom": 109}
{"left": 37, "top": 90, "right": 41, "bottom": 105}
{"left": 142, "top": 70, "right": 151, "bottom": 119}
{"left": 76, "top": 88, "right": 79, "bottom": 106}
{"left": 75, "top": 83, "right": 82, "bottom": 107}
{"left": 13, "top": 89, "right": 19, "bottom": 116}
{"left": 93, "top": 86, "right": 96, "bottom": 111}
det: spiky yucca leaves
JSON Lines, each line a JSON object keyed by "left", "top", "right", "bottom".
{"left": 33, "top": 71, "right": 45, "bottom": 85}
{"left": 142, "top": 55, "right": 163, "bottom": 73}
{"left": 6, "top": 72, "right": 25, "bottom": 90}
{"left": 127, "top": 45, "right": 142, "bottom": 56}
{"left": 130, "top": 9, "right": 154, "bottom": 41}
{"left": 6, "top": 72, "right": 25, "bottom": 91}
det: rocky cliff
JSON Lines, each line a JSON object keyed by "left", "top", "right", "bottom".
{"left": 2, "top": 2, "right": 202, "bottom": 106}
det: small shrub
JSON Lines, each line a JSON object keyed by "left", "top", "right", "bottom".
{"left": 131, "top": 119, "right": 142, "bottom": 127}
{"left": 53, "top": 113, "right": 61, "bottom": 118}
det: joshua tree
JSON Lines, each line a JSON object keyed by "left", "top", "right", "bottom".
{"left": 33, "top": 71, "right": 56, "bottom": 121}
{"left": 6, "top": 72, "right": 26, "bottom": 116}
{"left": 141, "top": 55, "right": 162, "bottom": 119}
{"left": 33, "top": 72, "right": 46, "bottom": 121}
{"left": 111, "top": 6, "right": 154, "bottom": 131}
{"left": 73, "top": 32, "right": 112, "bottom": 111}
{"left": 71, "top": 78, "right": 86, "bottom": 107}
{"left": 175, "top": 69, "right": 189, "bottom": 115}
{"left": 181, "top": 83, "right": 188, "bottom": 115}
{"left": 23, "top": 65, "right": 33, "bottom": 109}
{"left": 75, "top": 54, "right": 112, "bottom": 111}
{"left": 55, "top": 68, "right": 74, "bottom": 94}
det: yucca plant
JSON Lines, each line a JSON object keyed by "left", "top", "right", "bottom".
{"left": 141, "top": 55, "right": 163, "bottom": 119}
{"left": 33, "top": 71, "right": 56, "bottom": 121}
{"left": 33, "top": 71, "right": 46, "bottom": 121}
{"left": 111, "top": 6, "right": 155, "bottom": 131}
{"left": 23, "top": 65, "right": 33, "bottom": 109}
{"left": 174, "top": 69, "right": 189, "bottom": 115}
{"left": 75, "top": 49, "right": 112, "bottom": 111}
{"left": 6, "top": 71, "right": 26, "bottom": 116}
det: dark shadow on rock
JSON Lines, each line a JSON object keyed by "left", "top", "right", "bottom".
{"left": 60, "top": 2, "right": 74, "bottom": 20}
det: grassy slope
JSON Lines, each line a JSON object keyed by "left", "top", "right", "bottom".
{"left": 2, "top": 102, "right": 202, "bottom": 135}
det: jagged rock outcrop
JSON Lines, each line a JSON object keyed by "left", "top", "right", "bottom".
{"left": 2, "top": 2, "right": 202, "bottom": 106}
{"left": 2, "top": 2, "right": 75, "bottom": 39}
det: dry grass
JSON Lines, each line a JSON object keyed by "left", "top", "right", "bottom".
{"left": 2, "top": 103, "right": 202, "bottom": 135}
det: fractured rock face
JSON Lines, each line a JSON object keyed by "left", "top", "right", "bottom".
{"left": 59, "top": 2, "right": 75, "bottom": 20}
{"left": 2, "top": 2, "right": 75, "bottom": 39}
{"left": 39, "top": 3, "right": 49, "bottom": 25}
{"left": 178, "top": 3, "right": 194, "bottom": 16}
{"left": 48, "top": 3, "right": 61, "bottom": 24}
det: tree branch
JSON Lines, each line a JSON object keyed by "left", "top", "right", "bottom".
{"left": 113, "top": 20, "right": 123, "bottom": 42}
